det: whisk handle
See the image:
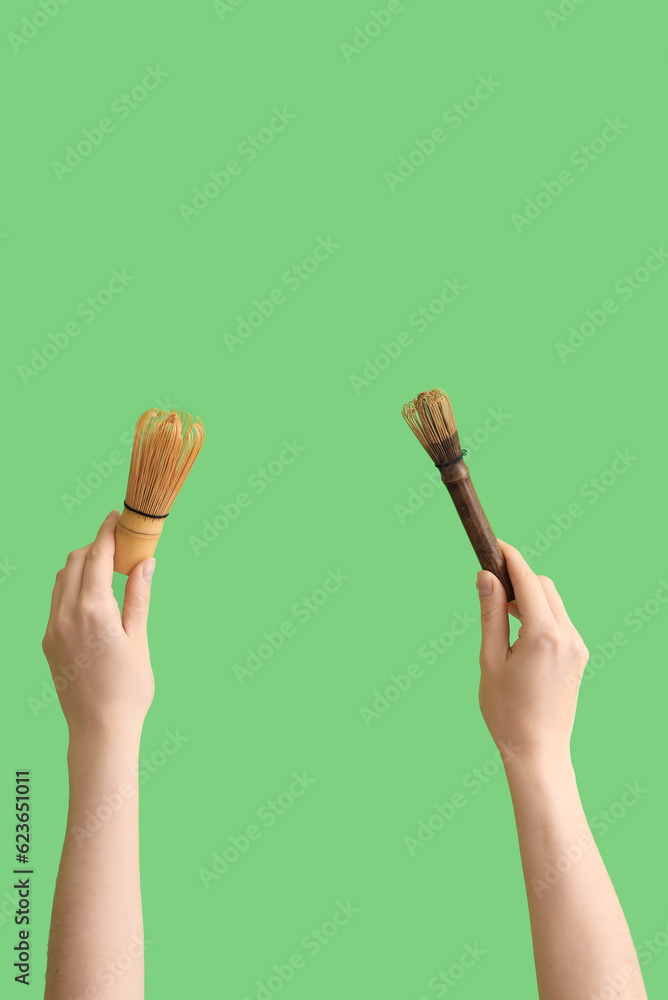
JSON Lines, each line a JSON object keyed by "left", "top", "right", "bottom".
{"left": 438, "top": 461, "right": 515, "bottom": 603}
{"left": 114, "top": 508, "right": 164, "bottom": 576}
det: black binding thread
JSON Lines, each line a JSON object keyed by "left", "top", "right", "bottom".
{"left": 436, "top": 449, "right": 467, "bottom": 469}
{"left": 123, "top": 501, "right": 169, "bottom": 519}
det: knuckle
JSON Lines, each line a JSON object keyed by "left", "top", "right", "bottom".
{"left": 571, "top": 638, "right": 589, "bottom": 661}
{"left": 66, "top": 546, "right": 87, "bottom": 563}
{"left": 536, "top": 627, "right": 561, "bottom": 650}
{"left": 55, "top": 611, "right": 72, "bottom": 633}
{"left": 78, "top": 598, "right": 100, "bottom": 620}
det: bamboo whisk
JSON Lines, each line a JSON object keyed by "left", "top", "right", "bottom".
{"left": 114, "top": 408, "right": 205, "bottom": 575}
{"left": 402, "top": 389, "right": 514, "bottom": 602}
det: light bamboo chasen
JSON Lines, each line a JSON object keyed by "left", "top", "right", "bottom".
{"left": 114, "top": 409, "right": 205, "bottom": 575}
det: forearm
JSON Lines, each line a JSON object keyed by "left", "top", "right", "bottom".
{"left": 45, "top": 727, "right": 146, "bottom": 1000}
{"left": 505, "top": 754, "right": 646, "bottom": 1000}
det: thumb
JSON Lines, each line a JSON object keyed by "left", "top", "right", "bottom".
{"left": 122, "top": 558, "right": 155, "bottom": 638}
{"left": 477, "top": 570, "right": 509, "bottom": 667}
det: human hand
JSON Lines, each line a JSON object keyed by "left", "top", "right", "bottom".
{"left": 476, "top": 540, "right": 589, "bottom": 767}
{"left": 41, "top": 510, "right": 155, "bottom": 744}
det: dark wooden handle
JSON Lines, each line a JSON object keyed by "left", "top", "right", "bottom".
{"left": 439, "top": 461, "right": 515, "bottom": 603}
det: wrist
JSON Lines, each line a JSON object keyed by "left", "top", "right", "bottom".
{"left": 501, "top": 749, "right": 586, "bottom": 840}
{"left": 67, "top": 719, "right": 143, "bottom": 768}
{"left": 503, "top": 747, "right": 576, "bottom": 796}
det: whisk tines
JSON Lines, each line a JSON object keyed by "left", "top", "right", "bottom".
{"left": 401, "top": 388, "right": 463, "bottom": 467}
{"left": 125, "top": 409, "right": 205, "bottom": 517}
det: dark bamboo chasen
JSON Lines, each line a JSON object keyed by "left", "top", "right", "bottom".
{"left": 402, "top": 389, "right": 514, "bottom": 602}
{"left": 402, "top": 389, "right": 463, "bottom": 466}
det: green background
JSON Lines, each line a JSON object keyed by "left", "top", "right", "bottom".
{"left": 2, "top": 0, "right": 667, "bottom": 996}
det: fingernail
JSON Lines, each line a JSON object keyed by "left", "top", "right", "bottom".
{"left": 477, "top": 571, "right": 493, "bottom": 597}
{"left": 107, "top": 509, "right": 118, "bottom": 519}
{"left": 143, "top": 558, "right": 156, "bottom": 583}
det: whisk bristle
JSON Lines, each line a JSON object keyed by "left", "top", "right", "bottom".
{"left": 125, "top": 409, "right": 205, "bottom": 517}
{"left": 402, "top": 388, "right": 463, "bottom": 466}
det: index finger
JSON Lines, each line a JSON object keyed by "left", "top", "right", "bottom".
{"left": 496, "top": 539, "right": 557, "bottom": 630}
{"left": 79, "top": 510, "right": 120, "bottom": 600}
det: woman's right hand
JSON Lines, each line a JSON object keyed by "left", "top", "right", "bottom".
{"left": 476, "top": 539, "right": 589, "bottom": 766}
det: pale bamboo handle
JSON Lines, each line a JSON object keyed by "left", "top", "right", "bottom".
{"left": 113, "top": 508, "right": 165, "bottom": 576}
